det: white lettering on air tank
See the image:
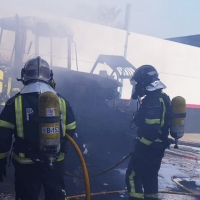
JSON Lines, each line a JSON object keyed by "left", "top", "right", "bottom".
{"left": 42, "top": 126, "right": 59, "bottom": 134}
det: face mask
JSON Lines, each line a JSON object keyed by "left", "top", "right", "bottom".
{"left": 131, "top": 83, "right": 145, "bottom": 100}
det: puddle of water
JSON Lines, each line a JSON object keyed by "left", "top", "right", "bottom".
{"left": 178, "top": 178, "right": 200, "bottom": 194}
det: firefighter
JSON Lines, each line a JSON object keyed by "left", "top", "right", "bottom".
{"left": 126, "top": 65, "right": 171, "bottom": 200}
{"left": 0, "top": 56, "right": 76, "bottom": 200}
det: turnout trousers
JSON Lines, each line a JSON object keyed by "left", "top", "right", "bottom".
{"left": 13, "top": 159, "right": 66, "bottom": 200}
{"left": 125, "top": 147, "right": 165, "bottom": 200}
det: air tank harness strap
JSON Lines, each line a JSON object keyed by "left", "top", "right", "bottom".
{"left": 12, "top": 137, "right": 48, "bottom": 164}
{"left": 29, "top": 115, "right": 61, "bottom": 123}
{"left": 171, "top": 113, "right": 186, "bottom": 118}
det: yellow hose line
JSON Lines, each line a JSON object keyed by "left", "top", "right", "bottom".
{"left": 66, "top": 190, "right": 126, "bottom": 199}
{"left": 66, "top": 189, "right": 200, "bottom": 199}
{"left": 66, "top": 134, "right": 90, "bottom": 200}
{"left": 64, "top": 136, "right": 200, "bottom": 200}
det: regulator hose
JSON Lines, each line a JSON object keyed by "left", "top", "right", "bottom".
{"left": 65, "top": 136, "right": 200, "bottom": 199}
{"left": 90, "top": 151, "right": 132, "bottom": 179}
{"left": 66, "top": 151, "right": 133, "bottom": 179}
{"left": 66, "top": 134, "right": 90, "bottom": 200}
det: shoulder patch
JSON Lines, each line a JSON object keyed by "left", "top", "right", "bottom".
{"left": 146, "top": 98, "right": 161, "bottom": 108}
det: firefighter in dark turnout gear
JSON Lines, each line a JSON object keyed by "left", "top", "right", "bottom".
{"left": 126, "top": 65, "right": 171, "bottom": 200}
{"left": 0, "top": 56, "right": 76, "bottom": 200}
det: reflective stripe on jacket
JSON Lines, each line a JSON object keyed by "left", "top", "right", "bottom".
{"left": 136, "top": 90, "right": 171, "bottom": 143}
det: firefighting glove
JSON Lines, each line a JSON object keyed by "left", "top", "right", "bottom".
{"left": 162, "top": 137, "right": 173, "bottom": 149}
{"left": 0, "top": 158, "right": 7, "bottom": 182}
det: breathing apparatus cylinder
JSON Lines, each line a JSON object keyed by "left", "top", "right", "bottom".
{"left": 170, "top": 96, "right": 186, "bottom": 149}
{"left": 38, "top": 91, "right": 61, "bottom": 167}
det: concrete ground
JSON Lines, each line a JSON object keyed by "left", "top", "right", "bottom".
{"left": 1, "top": 133, "right": 199, "bottom": 200}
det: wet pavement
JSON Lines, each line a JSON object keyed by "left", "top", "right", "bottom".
{"left": 1, "top": 174, "right": 200, "bottom": 200}
{"left": 1, "top": 137, "right": 200, "bottom": 200}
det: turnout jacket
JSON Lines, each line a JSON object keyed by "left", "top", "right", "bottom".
{"left": 0, "top": 92, "right": 76, "bottom": 164}
{"left": 135, "top": 89, "right": 171, "bottom": 147}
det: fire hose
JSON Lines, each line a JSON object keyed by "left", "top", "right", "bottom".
{"left": 66, "top": 190, "right": 200, "bottom": 199}
{"left": 66, "top": 134, "right": 90, "bottom": 200}
{"left": 66, "top": 151, "right": 133, "bottom": 179}
{"left": 171, "top": 176, "right": 200, "bottom": 195}
{"left": 66, "top": 134, "right": 200, "bottom": 199}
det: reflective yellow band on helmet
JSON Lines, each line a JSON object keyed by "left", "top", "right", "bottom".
{"left": 159, "top": 98, "right": 166, "bottom": 127}
{"left": 0, "top": 151, "right": 9, "bottom": 159}
{"left": 145, "top": 118, "right": 160, "bottom": 124}
{"left": 66, "top": 121, "right": 76, "bottom": 130}
{"left": 129, "top": 170, "right": 144, "bottom": 199}
{"left": 140, "top": 137, "right": 153, "bottom": 145}
{"left": 59, "top": 97, "right": 66, "bottom": 136}
{"left": 15, "top": 95, "right": 24, "bottom": 138}
{"left": 0, "top": 120, "right": 14, "bottom": 129}
{"left": 145, "top": 193, "right": 158, "bottom": 198}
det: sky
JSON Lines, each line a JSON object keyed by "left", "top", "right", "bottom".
{"left": 3, "top": 0, "right": 200, "bottom": 39}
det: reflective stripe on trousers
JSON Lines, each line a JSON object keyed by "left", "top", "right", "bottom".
{"left": 144, "top": 193, "right": 158, "bottom": 199}
{"left": 129, "top": 171, "right": 144, "bottom": 199}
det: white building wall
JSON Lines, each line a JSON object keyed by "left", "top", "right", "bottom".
{"left": 1, "top": 2, "right": 200, "bottom": 104}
